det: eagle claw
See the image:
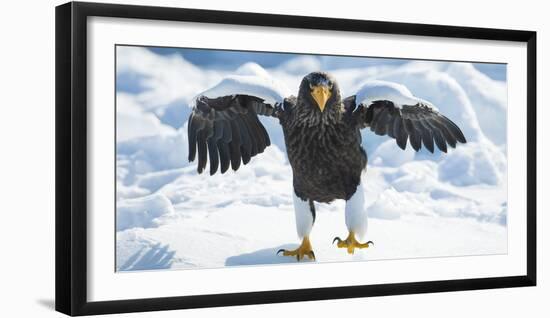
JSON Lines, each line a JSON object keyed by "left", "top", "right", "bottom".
{"left": 333, "top": 231, "right": 373, "bottom": 254}
{"left": 276, "top": 236, "right": 315, "bottom": 261}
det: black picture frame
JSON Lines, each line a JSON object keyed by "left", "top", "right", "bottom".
{"left": 55, "top": 1, "right": 537, "bottom": 316}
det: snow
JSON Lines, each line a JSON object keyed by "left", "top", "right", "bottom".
{"left": 116, "top": 46, "right": 212, "bottom": 108}
{"left": 371, "top": 139, "right": 416, "bottom": 167}
{"left": 198, "top": 74, "right": 291, "bottom": 106}
{"left": 406, "top": 61, "right": 508, "bottom": 146}
{"left": 235, "top": 62, "right": 273, "bottom": 78}
{"left": 116, "top": 193, "right": 175, "bottom": 231}
{"left": 278, "top": 55, "right": 322, "bottom": 75}
{"left": 354, "top": 80, "right": 437, "bottom": 111}
{"left": 116, "top": 202, "right": 506, "bottom": 270}
{"left": 375, "top": 62, "right": 484, "bottom": 144}
{"left": 115, "top": 47, "right": 508, "bottom": 271}
{"left": 438, "top": 139, "right": 506, "bottom": 186}
{"left": 116, "top": 93, "right": 174, "bottom": 141}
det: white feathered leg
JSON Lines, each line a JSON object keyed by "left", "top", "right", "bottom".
{"left": 293, "top": 192, "right": 314, "bottom": 239}
{"left": 334, "top": 182, "right": 373, "bottom": 254}
{"left": 277, "top": 191, "right": 316, "bottom": 261}
{"left": 345, "top": 182, "right": 368, "bottom": 240}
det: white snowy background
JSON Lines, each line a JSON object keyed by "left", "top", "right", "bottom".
{"left": 115, "top": 46, "right": 508, "bottom": 272}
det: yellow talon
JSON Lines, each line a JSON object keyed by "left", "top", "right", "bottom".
{"left": 277, "top": 236, "right": 316, "bottom": 261}
{"left": 333, "top": 231, "right": 373, "bottom": 254}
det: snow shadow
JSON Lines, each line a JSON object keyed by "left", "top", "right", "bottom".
{"left": 225, "top": 244, "right": 315, "bottom": 266}
{"left": 118, "top": 243, "right": 176, "bottom": 271}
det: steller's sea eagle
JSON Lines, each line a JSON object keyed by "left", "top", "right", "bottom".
{"left": 187, "top": 71, "right": 466, "bottom": 261}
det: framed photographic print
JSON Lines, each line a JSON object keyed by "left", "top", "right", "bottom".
{"left": 55, "top": 1, "right": 536, "bottom": 316}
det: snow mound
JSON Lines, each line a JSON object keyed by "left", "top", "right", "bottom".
{"left": 158, "top": 146, "right": 293, "bottom": 212}
{"left": 116, "top": 46, "right": 213, "bottom": 108}
{"left": 198, "top": 74, "right": 291, "bottom": 106}
{"left": 438, "top": 139, "right": 506, "bottom": 186}
{"left": 117, "top": 126, "right": 189, "bottom": 175}
{"left": 136, "top": 168, "right": 187, "bottom": 193}
{"left": 116, "top": 182, "right": 150, "bottom": 201}
{"left": 117, "top": 193, "right": 175, "bottom": 231}
{"left": 367, "top": 179, "right": 505, "bottom": 222}
{"left": 354, "top": 80, "right": 437, "bottom": 111}
{"left": 154, "top": 98, "right": 192, "bottom": 129}
{"left": 379, "top": 61, "right": 507, "bottom": 146}
{"left": 278, "top": 55, "right": 321, "bottom": 75}
{"left": 371, "top": 139, "right": 416, "bottom": 167}
{"left": 389, "top": 161, "right": 440, "bottom": 193}
{"left": 376, "top": 64, "right": 483, "bottom": 143}
{"left": 235, "top": 62, "right": 272, "bottom": 78}
{"left": 117, "top": 93, "right": 175, "bottom": 141}
{"left": 368, "top": 187, "right": 432, "bottom": 219}
{"left": 444, "top": 63, "right": 507, "bottom": 146}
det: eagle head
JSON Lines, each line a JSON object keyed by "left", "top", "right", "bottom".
{"left": 299, "top": 72, "right": 341, "bottom": 113}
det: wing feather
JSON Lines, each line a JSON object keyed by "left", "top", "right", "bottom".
{"left": 235, "top": 116, "right": 252, "bottom": 164}
{"left": 393, "top": 117, "right": 407, "bottom": 150}
{"left": 187, "top": 92, "right": 288, "bottom": 174}
{"left": 432, "top": 127, "right": 448, "bottom": 153}
{"left": 346, "top": 80, "right": 466, "bottom": 153}
{"left": 197, "top": 128, "right": 209, "bottom": 174}
{"left": 207, "top": 137, "right": 219, "bottom": 175}
{"left": 433, "top": 117, "right": 457, "bottom": 148}
{"left": 440, "top": 115, "right": 467, "bottom": 143}
{"left": 408, "top": 124, "right": 422, "bottom": 151}
{"left": 417, "top": 119, "right": 435, "bottom": 153}
{"left": 374, "top": 108, "right": 390, "bottom": 136}
{"left": 228, "top": 119, "right": 242, "bottom": 171}
{"left": 242, "top": 115, "right": 259, "bottom": 157}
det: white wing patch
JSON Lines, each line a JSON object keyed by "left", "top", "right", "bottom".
{"left": 354, "top": 80, "right": 438, "bottom": 111}
{"left": 197, "top": 74, "right": 291, "bottom": 107}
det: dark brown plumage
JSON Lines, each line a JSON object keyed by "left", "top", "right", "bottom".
{"left": 280, "top": 73, "right": 366, "bottom": 202}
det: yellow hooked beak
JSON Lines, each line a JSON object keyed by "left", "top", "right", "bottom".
{"left": 310, "top": 85, "right": 332, "bottom": 112}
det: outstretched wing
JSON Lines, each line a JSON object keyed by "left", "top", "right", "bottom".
{"left": 345, "top": 80, "right": 466, "bottom": 153}
{"left": 188, "top": 75, "right": 292, "bottom": 175}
